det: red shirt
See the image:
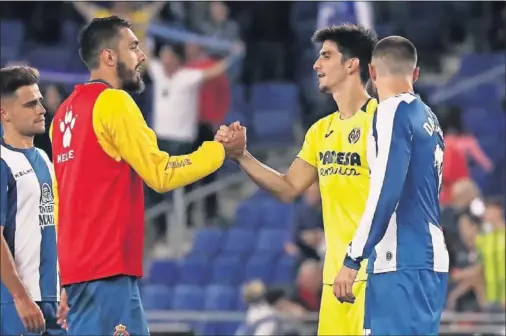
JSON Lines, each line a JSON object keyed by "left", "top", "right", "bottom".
{"left": 440, "top": 140, "right": 470, "bottom": 205}
{"left": 186, "top": 58, "right": 230, "bottom": 126}
{"left": 51, "top": 82, "right": 145, "bottom": 285}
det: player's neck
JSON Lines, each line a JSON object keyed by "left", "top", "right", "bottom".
{"left": 376, "top": 77, "right": 414, "bottom": 102}
{"left": 2, "top": 132, "right": 34, "bottom": 149}
{"left": 89, "top": 71, "right": 120, "bottom": 90}
{"left": 332, "top": 84, "right": 370, "bottom": 119}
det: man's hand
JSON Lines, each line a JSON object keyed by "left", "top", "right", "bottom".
{"left": 13, "top": 295, "right": 45, "bottom": 333}
{"left": 215, "top": 121, "right": 247, "bottom": 159}
{"left": 57, "top": 288, "right": 69, "bottom": 330}
{"left": 333, "top": 266, "right": 358, "bottom": 304}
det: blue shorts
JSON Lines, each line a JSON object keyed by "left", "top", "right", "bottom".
{"left": 1, "top": 301, "right": 66, "bottom": 336}
{"left": 65, "top": 275, "right": 149, "bottom": 335}
{"left": 364, "top": 269, "right": 448, "bottom": 336}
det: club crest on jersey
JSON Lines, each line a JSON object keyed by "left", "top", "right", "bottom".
{"left": 41, "top": 183, "right": 54, "bottom": 203}
{"left": 348, "top": 127, "right": 361, "bottom": 144}
{"left": 114, "top": 324, "right": 129, "bottom": 336}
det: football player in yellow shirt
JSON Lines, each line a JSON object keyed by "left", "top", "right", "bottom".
{"left": 216, "top": 24, "right": 378, "bottom": 335}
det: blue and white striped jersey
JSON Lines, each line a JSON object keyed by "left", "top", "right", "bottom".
{"left": 345, "top": 93, "right": 449, "bottom": 274}
{"left": 0, "top": 140, "right": 60, "bottom": 303}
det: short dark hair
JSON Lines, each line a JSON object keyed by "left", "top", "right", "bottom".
{"left": 312, "top": 24, "right": 378, "bottom": 84}
{"left": 0, "top": 66, "right": 40, "bottom": 99}
{"left": 78, "top": 16, "right": 131, "bottom": 70}
{"left": 372, "top": 36, "right": 418, "bottom": 72}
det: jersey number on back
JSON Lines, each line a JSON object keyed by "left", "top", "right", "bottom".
{"left": 434, "top": 144, "right": 444, "bottom": 197}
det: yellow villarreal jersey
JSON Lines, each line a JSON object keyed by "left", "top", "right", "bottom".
{"left": 297, "top": 98, "right": 378, "bottom": 284}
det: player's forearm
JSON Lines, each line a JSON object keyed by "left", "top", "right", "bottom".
{"left": 0, "top": 236, "right": 29, "bottom": 300}
{"left": 237, "top": 151, "right": 298, "bottom": 202}
{"left": 149, "top": 141, "right": 225, "bottom": 193}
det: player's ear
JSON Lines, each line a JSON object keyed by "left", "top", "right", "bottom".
{"left": 101, "top": 49, "right": 117, "bottom": 67}
{"left": 368, "top": 64, "right": 376, "bottom": 83}
{"left": 413, "top": 67, "right": 420, "bottom": 83}
{"left": 347, "top": 58, "right": 359, "bottom": 75}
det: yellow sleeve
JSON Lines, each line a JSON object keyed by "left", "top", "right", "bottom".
{"left": 296, "top": 123, "right": 318, "bottom": 167}
{"left": 92, "top": 89, "right": 225, "bottom": 193}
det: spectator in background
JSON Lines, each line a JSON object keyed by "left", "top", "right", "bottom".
{"left": 200, "top": 1, "right": 240, "bottom": 46}
{"left": 443, "top": 106, "right": 494, "bottom": 172}
{"left": 446, "top": 214, "right": 486, "bottom": 312}
{"left": 441, "top": 179, "right": 485, "bottom": 268}
{"left": 285, "top": 182, "right": 325, "bottom": 268}
{"left": 34, "top": 84, "right": 65, "bottom": 159}
{"left": 145, "top": 43, "right": 242, "bottom": 234}
{"left": 477, "top": 198, "right": 506, "bottom": 311}
{"left": 287, "top": 260, "right": 322, "bottom": 312}
{"left": 200, "top": 1, "right": 243, "bottom": 81}
{"left": 72, "top": 1, "right": 164, "bottom": 51}
{"left": 185, "top": 41, "right": 231, "bottom": 222}
{"left": 236, "top": 280, "right": 282, "bottom": 336}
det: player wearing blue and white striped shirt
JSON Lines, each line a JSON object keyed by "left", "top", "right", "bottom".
{"left": 0, "top": 66, "right": 67, "bottom": 335}
{"left": 333, "top": 37, "right": 449, "bottom": 335}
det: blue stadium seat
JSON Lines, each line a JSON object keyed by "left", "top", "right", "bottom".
{"left": 236, "top": 290, "right": 247, "bottom": 311}
{"left": 211, "top": 256, "right": 244, "bottom": 285}
{"left": 204, "top": 285, "right": 237, "bottom": 310}
{"left": 234, "top": 200, "right": 264, "bottom": 229}
{"left": 231, "top": 84, "right": 247, "bottom": 111}
{"left": 178, "top": 257, "right": 210, "bottom": 286}
{"left": 255, "top": 229, "right": 287, "bottom": 256}
{"left": 251, "top": 108, "right": 295, "bottom": 145}
{"left": 172, "top": 285, "right": 204, "bottom": 310}
{"left": 242, "top": 255, "right": 276, "bottom": 284}
{"left": 263, "top": 200, "right": 294, "bottom": 229}
{"left": 250, "top": 82, "right": 299, "bottom": 110}
{"left": 25, "top": 46, "right": 72, "bottom": 72}
{"left": 222, "top": 228, "right": 256, "bottom": 255}
{"left": 274, "top": 254, "right": 296, "bottom": 284}
{"left": 190, "top": 227, "right": 225, "bottom": 257}
{"left": 148, "top": 259, "right": 179, "bottom": 286}
{"left": 0, "top": 20, "right": 24, "bottom": 48}
{"left": 141, "top": 284, "right": 172, "bottom": 310}
{"left": 224, "top": 108, "right": 249, "bottom": 128}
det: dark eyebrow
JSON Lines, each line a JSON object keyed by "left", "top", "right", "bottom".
{"left": 320, "top": 50, "right": 330, "bottom": 57}
{"left": 130, "top": 40, "right": 139, "bottom": 48}
{"left": 22, "top": 97, "right": 43, "bottom": 107}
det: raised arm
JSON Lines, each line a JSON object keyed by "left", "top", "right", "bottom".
{"left": 72, "top": 2, "right": 101, "bottom": 23}
{"left": 93, "top": 89, "right": 226, "bottom": 193}
{"left": 238, "top": 153, "right": 317, "bottom": 203}
{"left": 218, "top": 122, "right": 319, "bottom": 203}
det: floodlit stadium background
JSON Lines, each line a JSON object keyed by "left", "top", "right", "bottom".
{"left": 1, "top": 1, "right": 505, "bottom": 335}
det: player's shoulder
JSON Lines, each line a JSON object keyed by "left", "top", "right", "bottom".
{"left": 364, "top": 97, "right": 379, "bottom": 115}
{"left": 380, "top": 93, "right": 422, "bottom": 112}
{"left": 34, "top": 147, "right": 53, "bottom": 166}
{"left": 305, "top": 112, "right": 338, "bottom": 137}
{"left": 98, "top": 88, "right": 134, "bottom": 103}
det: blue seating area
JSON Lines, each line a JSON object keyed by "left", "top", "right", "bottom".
{"left": 142, "top": 191, "right": 296, "bottom": 313}
{"left": 141, "top": 191, "right": 297, "bottom": 334}
{"left": 425, "top": 53, "right": 506, "bottom": 195}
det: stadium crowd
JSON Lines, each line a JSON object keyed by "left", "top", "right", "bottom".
{"left": 1, "top": 1, "right": 505, "bottom": 335}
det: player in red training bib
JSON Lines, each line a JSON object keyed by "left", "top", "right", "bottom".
{"left": 50, "top": 16, "right": 241, "bottom": 335}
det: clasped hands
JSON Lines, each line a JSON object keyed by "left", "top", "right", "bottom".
{"left": 214, "top": 121, "right": 247, "bottom": 159}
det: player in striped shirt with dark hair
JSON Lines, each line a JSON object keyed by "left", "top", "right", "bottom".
{"left": 335, "top": 36, "right": 449, "bottom": 335}
{"left": 0, "top": 66, "right": 67, "bottom": 334}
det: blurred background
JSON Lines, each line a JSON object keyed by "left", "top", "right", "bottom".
{"left": 1, "top": 1, "right": 505, "bottom": 335}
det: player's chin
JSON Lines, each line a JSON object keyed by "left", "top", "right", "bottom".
{"left": 31, "top": 125, "right": 46, "bottom": 135}
{"left": 318, "top": 84, "right": 330, "bottom": 93}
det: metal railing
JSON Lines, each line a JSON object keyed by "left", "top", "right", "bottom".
{"left": 145, "top": 170, "right": 247, "bottom": 257}
{"left": 145, "top": 310, "right": 506, "bottom": 335}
